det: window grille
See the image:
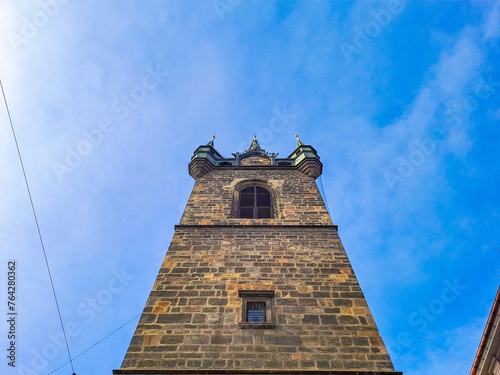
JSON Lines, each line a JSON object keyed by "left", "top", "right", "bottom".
{"left": 247, "top": 301, "right": 266, "bottom": 322}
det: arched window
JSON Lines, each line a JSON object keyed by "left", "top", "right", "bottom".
{"left": 239, "top": 186, "right": 272, "bottom": 218}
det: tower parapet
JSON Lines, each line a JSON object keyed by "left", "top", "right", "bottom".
{"left": 189, "top": 136, "right": 322, "bottom": 179}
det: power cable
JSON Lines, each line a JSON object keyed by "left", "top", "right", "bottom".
{"left": 318, "top": 175, "right": 331, "bottom": 215}
{"left": 47, "top": 313, "right": 141, "bottom": 375}
{"left": 491, "top": 240, "right": 500, "bottom": 253}
{"left": 0, "top": 80, "right": 76, "bottom": 375}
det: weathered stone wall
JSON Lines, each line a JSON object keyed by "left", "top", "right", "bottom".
{"left": 116, "top": 167, "right": 398, "bottom": 374}
{"left": 179, "top": 169, "right": 332, "bottom": 226}
{"left": 119, "top": 227, "right": 394, "bottom": 371}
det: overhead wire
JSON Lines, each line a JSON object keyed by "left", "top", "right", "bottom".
{"left": 491, "top": 240, "right": 500, "bottom": 253}
{"left": 318, "top": 175, "right": 331, "bottom": 215}
{"left": 0, "top": 80, "right": 76, "bottom": 375}
{"left": 47, "top": 313, "right": 142, "bottom": 375}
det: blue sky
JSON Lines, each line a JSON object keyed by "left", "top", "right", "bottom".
{"left": 0, "top": 1, "right": 499, "bottom": 374}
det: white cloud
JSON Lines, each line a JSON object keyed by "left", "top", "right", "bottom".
{"left": 483, "top": 0, "right": 500, "bottom": 39}
{"left": 0, "top": 2, "right": 498, "bottom": 374}
{"left": 398, "top": 317, "right": 487, "bottom": 375}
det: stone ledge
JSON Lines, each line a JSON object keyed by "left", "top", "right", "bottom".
{"left": 113, "top": 370, "right": 403, "bottom": 375}
{"left": 238, "top": 322, "right": 276, "bottom": 329}
{"left": 175, "top": 224, "right": 338, "bottom": 230}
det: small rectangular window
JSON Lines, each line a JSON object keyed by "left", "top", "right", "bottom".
{"left": 238, "top": 290, "right": 275, "bottom": 329}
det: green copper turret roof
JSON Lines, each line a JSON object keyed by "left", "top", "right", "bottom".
{"left": 189, "top": 134, "right": 322, "bottom": 179}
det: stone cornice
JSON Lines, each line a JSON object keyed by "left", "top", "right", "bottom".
{"left": 114, "top": 370, "right": 403, "bottom": 375}
{"left": 174, "top": 224, "right": 338, "bottom": 231}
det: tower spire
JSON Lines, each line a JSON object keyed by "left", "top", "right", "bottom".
{"left": 295, "top": 133, "right": 304, "bottom": 147}
{"left": 248, "top": 135, "right": 262, "bottom": 151}
{"left": 207, "top": 134, "right": 216, "bottom": 147}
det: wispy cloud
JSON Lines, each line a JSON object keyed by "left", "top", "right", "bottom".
{"left": 0, "top": 1, "right": 498, "bottom": 374}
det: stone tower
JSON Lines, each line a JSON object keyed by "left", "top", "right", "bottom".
{"left": 113, "top": 136, "right": 402, "bottom": 375}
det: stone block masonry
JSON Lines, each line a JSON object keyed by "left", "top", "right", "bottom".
{"left": 114, "top": 142, "right": 402, "bottom": 374}
{"left": 117, "top": 226, "right": 396, "bottom": 372}
{"left": 179, "top": 169, "right": 332, "bottom": 226}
